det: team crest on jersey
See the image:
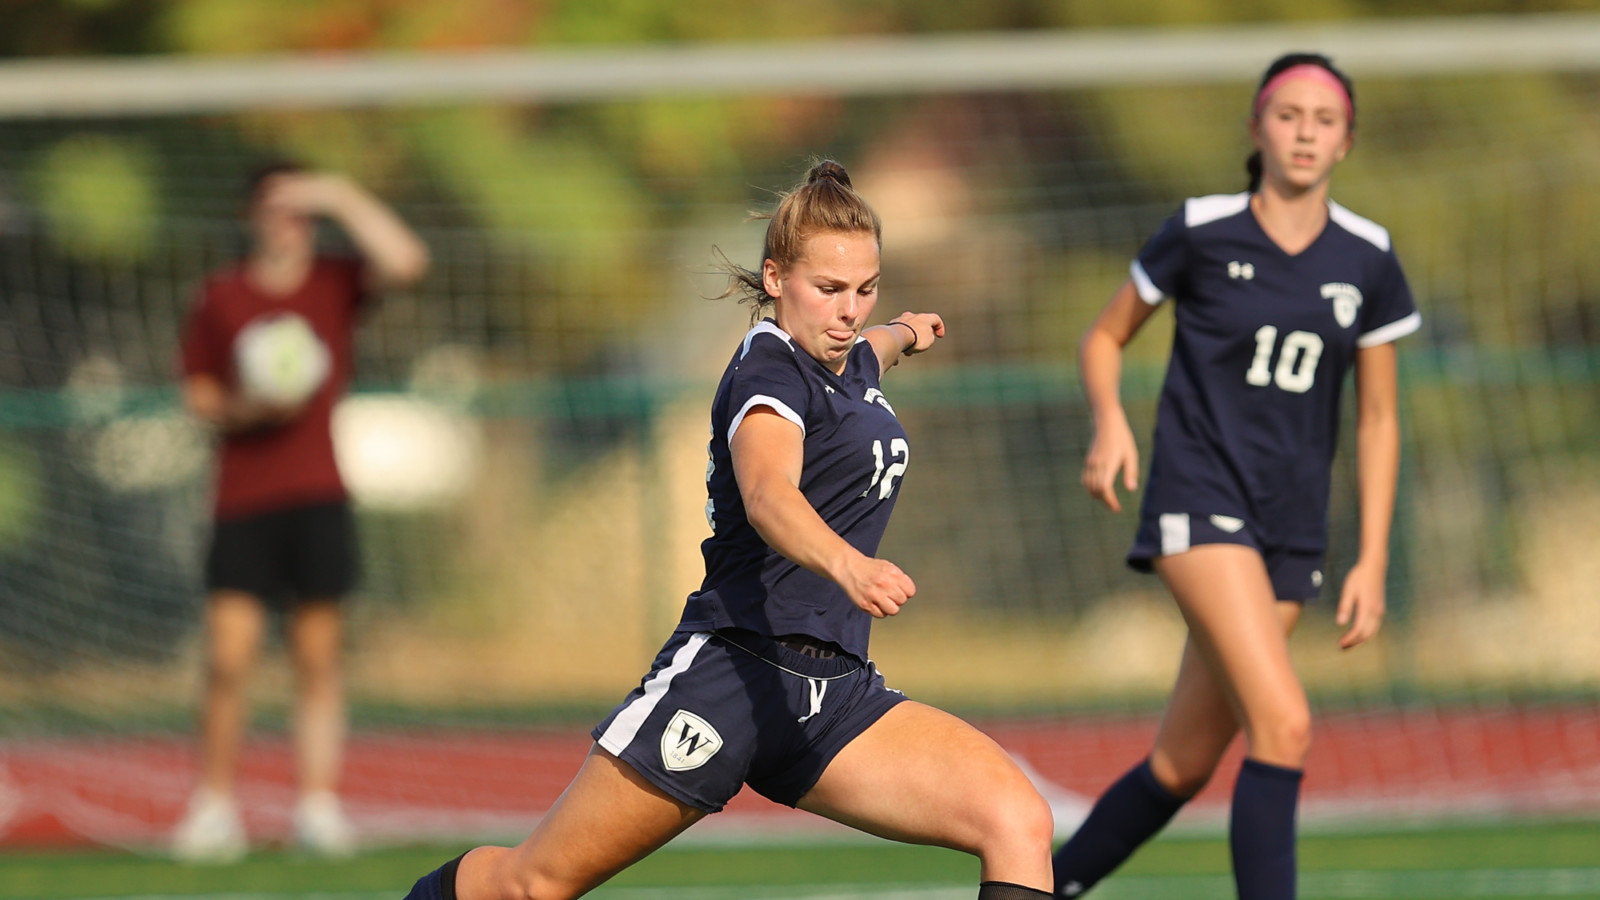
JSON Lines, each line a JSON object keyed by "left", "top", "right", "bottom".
{"left": 1322, "top": 282, "right": 1363, "bottom": 329}
{"left": 863, "top": 387, "right": 896, "bottom": 415}
{"left": 661, "top": 709, "right": 723, "bottom": 771}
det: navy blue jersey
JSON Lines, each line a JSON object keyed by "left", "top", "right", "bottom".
{"left": 679, "top": 320, "right": 909, "bottom": 661}
{"left": 1131, "top": 193, "right": 1420, "bottom": 552}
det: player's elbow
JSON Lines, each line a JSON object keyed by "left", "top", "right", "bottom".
{"left": 1356, "top": 400, "right": 1398, "bottom": 438}
{"left": 740, "top": 485, "right": 783, "bottom": 540}
{"left": 1077, "top": 326, "right": 1122, "bottom": 370}
{"left": 402, "top": 241, "right": 432, "bottom": 284}
{"left": 384, "top": 243, "right": 431, "bottom": 288}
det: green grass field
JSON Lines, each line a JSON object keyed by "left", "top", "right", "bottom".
{"left": 2, "top": 821, "right": 1597, "bottom": 900}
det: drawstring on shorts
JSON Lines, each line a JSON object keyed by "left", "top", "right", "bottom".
{"left": 797, "top": 677, "right": 828, "bottom": 723}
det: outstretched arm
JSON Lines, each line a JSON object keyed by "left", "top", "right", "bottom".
{"left": 1337, "top": 341, "right": 1401, "bottom": 649}
{"left": 863, "top": 312, "right": 945, "bottom": 378}
{"left": 1080, "top": 279, "right": 1159, "bottom": 512}
{"left": 258, "top": 172, "right": 430, "bottom": 290}
{"left": 731, "top": 410, "right": 914, "bottom": 618}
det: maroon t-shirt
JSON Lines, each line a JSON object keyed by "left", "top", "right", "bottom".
{"left": 180, "top": 257, "right": 367, "bottom": 520}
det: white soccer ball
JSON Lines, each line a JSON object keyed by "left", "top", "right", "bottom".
{"left": 234, "top": 312, "right": 331, "bottom": 406}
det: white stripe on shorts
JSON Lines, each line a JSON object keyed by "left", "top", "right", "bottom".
{"left": 597, "top": 632, "right": 712, "bottom": 757}
{"left": 1159, "top": 513, "right": 1191, "bottom": 556}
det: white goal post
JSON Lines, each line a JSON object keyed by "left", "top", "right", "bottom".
{"left": 1, "top": 13, "right": 1600, "bottom": 117}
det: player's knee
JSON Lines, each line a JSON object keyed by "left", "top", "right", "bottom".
{"left": 1161, "top": 766, "right": 1213, "bottom": 799}
{"left": 978, "top": 777, "right": 1054, "bottom": 857}
{"left": 1014, "top": 786, "right": 1056, "bottom": 850}
{"left": 205, "top": 655, "right": 251, "bottom": 692}
{"left": 1251, "top": 706, "right": 1312, "bottom": 765}
{"left": 1150, "top": 747, "right": 1219, "bottom": 798}
{"left": 292, "top": 652, "right": 341, "bottom": 687}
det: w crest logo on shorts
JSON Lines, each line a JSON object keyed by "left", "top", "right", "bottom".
{"left": 661, "top": 709, "right": 723, "bottom": 771}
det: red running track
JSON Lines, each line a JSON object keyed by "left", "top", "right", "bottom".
{"left": 2, "top": 706, "right": 1596, "bottom": 848}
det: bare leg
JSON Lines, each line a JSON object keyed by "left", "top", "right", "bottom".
{"left": 1156, "top": 545, "right": 1310, "bottom": 900}
{"left": 456, "top": 746, "right": 704, "bottom": 900}
{"left": 1149, "top": 601, "right": 1304, "bottom": 795}
{"left": 200, "top": 590, "right": 266, "bottom": 795}
{"left": 1052, "top": 562, "right": 1304, "bottom": 896}
{"left": 288, "top": 599, "right": 345, "bottom": 796}
{"left": 1154, "top": 546, "right": 1311, "bottom": 767}
{"left": 799, "top": 701, "right": 1054, "bottom": 890}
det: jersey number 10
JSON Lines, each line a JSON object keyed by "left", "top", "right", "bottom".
{"left": 1245, "top": 326, "right": 1324, "bottom": 393}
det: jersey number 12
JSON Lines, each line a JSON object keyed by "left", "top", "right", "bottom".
{"left": 1245, "top": 326, "right": 1323, "bottom": 393}
{"left": 863, "top": 438, "right": 909, "bottom": 500}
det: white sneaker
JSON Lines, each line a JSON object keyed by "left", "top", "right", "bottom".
{"left": 293, "top": 791, "right": 356, "bottom": 857}
{"left": 171, "top": 789, "right": 247, "bottom": 864}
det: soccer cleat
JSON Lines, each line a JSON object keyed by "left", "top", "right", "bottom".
{"left": 171, "top": 788, "right": 247, "bottom": 864}
{"left": 293, "top": 790, "right": 357, "bottom": 857}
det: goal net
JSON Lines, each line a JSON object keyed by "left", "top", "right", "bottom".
{"left": 1, "top": 14, "right": 1598, "bottom": 849}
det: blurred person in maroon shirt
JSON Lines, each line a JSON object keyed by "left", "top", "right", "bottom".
{"left": 173, "top": 164, "right": 428, "bottom": 862}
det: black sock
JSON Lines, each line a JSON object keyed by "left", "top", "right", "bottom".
{"left": 1230, "top": 759, "right": 1303, "bottom": 900}
{"left": 403, "top": 852, "right": 466, "bottom": 900}
{"left": 1052, "top": 758, "right": 1187, "bottom": 897}
{"left": 977, "top": 881, "right": 1052, "bottom": 899}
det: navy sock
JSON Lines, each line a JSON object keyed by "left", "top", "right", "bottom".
{"left": 403, "top": 852, "right": 465, "bottom": 900}
{"left": 976, "top": 881, "right": 1052, "bottom": 899}
{"left": 1230, "top": 759, "right": 1303, "bottom": 900}
{"left": 1052, "top": 758, "right": 1187, "bottom": 897}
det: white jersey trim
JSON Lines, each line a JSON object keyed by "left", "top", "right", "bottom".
{"left": 1328, "top": 200, "right": 1392, "bottom": 252}
{"left": 729, "top": 394, "right": 805, "bottom": 441}
{"left": 1130, "top": 260, "right": 1166, "bottom": 305}
{"left": 596, "top": 632, "right": 713, "bottom": 757}
{"left": 1184, "top": 192, "right": 1251, "bottom": 228}
{"left": 740, "top": 320, "right": 795, "bottom": 359}
{"left": 1357, "top": 311, "right": 1422, "bottom": 348}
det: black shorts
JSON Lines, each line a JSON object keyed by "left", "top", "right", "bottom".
{"left": 1127, "top": 511, "right": 1324, "bottom": 602}
{"left": 205, "top": 501, "right": 360, "bottom": 608}
{"left": 592, "top": 629, "right": 907, "bottom": 813}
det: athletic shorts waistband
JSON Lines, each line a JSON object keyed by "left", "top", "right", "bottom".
{"left": 712, "top": 629, "right": 864, "bottom": 679}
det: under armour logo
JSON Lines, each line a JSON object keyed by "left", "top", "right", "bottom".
{"left": 1060, "top": 881, "right": 1085, "bottom": 897}
{"left": 1228, "top": 261, "right": 1255, "bottom": 280}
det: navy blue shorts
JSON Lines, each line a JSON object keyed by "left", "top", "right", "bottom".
{"left": 1127, "top": 511, "right": 1324, "bottom": 602}
{"left": 206, "top": 501, "right": 360, "bottom": 609}
{"left": 592, "top": 629, "right": 907, "bottom": 813}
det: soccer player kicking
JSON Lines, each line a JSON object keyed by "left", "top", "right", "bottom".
{"left": 404, "top": 160, "right": 1055, "bottom": 900}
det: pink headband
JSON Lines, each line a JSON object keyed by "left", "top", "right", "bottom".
{"left": 1254, "top": 64, "right": 1352, "bottom": 121}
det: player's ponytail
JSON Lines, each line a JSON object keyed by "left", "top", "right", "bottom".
{"left": 1245, "top": 52, "right": 1355, "bottom": 193}
{"left": 717, "top": 159, "right": 882, "bottom": 324}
